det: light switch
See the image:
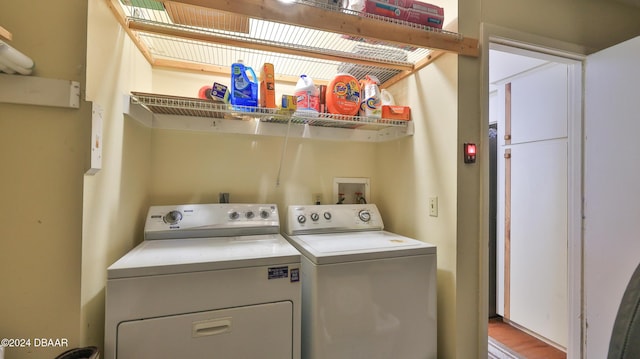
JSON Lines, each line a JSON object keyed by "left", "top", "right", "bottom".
{"left": 429, "top": 197, "right": 438, "bottom": 217}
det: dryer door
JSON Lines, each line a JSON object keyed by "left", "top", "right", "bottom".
{"left": 117, "top": 301, "right": 293, "bottom": 358}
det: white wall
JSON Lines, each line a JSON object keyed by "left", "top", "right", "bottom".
{"left": 584, "top": 36, "right": 640, "bottom": 358}
{"left": 82, "top": 0, "right": 153, "bottom": 349}
{"left": 0, "top": 3, "right": 91, "bottom": 359}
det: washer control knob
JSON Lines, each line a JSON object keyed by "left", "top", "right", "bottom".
{"left": 324, "top": 212, "right": 332, "bottom": 220}
{"left": 163, "top": 210, "right": 183, "bottom": 225}
{"left": 310, "top": 213, "right": 320, "bottom": 222}
{"left": 246, "top": 211, "right": 255, "bottom": 219}
{"left": 260, "top": 210, "right": 271, "bottom": 219}
{"left": 229, "top": 211, "right": 240, "bottom": 220}
{"left": 358, "top": 210, "right": 371, "bottom": 223}
{"left": 297, "top": 214, "right": 307, "bottom": 224}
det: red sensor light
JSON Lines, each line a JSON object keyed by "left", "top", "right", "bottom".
{"left": 464, "top": 143, "right": 477, "bottom": 163}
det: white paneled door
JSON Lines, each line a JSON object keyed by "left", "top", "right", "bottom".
{"left": 584, "top": 36, "right": 640, "bottom": 358}
{"left": 497, "top": 62, "right": 569, "bottom": 348}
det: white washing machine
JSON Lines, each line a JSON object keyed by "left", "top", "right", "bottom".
{"left": 104, "top": 203, "right": 301, "bottom": 359}
{"left": 284, "top": 204, "right": 437, "bottom": 359}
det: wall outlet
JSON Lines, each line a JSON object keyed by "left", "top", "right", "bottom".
{"left": 429, "top": 197, "right": 438, "bottom": 217}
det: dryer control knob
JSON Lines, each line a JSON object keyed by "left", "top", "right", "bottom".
{"left": 324, "top": 212, "right": 332, "bottom": 220}
{"left": 310, "top": 213, "right": 320, "bottom": 222}
{"left": 358, "top": 210, "right": 371, "bottom": 222}
{"left": 297, "top": 214, "right": 307, "bottom": 224}
{"left": 246, "top": 211, "right": 255, "bottom": 219}
{"left": 260, "top": 210, "right": 271, "bottom": 219}
{"left": 229, "top": 211, "right": 240, "bottom": 220}
{"left": 163, "top": 210, "right": 183, "bottom": 225}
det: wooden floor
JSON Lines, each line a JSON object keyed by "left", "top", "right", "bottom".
{"left": 488, "top": 318, "right": 566, "bottom": 359}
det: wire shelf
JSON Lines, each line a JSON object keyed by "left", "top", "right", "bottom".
{"left": 115, "top": 0, "right": 460, "bottom": 82}
{"left": 130, "top": 92, "right": 411, "bottom": 130}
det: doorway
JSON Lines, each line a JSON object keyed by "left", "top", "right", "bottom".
{"left": 486, "top": 40, "right": 583, "bottom": 358}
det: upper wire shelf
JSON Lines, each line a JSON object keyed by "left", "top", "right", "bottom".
{"left": 112, "top": 0, "right": 478, "bottom": 84}
{"left": 130, "top": 92, "right": 411, "bottom": 129}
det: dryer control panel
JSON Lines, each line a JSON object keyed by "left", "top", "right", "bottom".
{"left": 286, "top": 204, "right": 384, "bottom": 235}
{"left": 144, "top": 203, "right": 280, "bottom": 240}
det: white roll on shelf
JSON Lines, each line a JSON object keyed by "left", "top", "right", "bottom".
{"left": 0, "top": 40, "right": 34, "bottom": 75}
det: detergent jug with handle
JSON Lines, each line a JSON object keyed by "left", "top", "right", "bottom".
{"left": 229, "top": 60, "right": 258, "bottom": 110}
{"left": 380, "top": 89, "right": 395, "bottom": 106}
{"left": 360, "top": 75, "right": 382, "bottom": 118}
{"left": 295, "top": 74, "right": 320, "bottom": 116}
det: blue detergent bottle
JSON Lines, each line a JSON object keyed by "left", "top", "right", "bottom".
{"left": 229, "top": 60, "right": 258, "bottom": 110}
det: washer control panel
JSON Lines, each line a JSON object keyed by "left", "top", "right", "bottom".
{"left": 286, "top": 204, "right": 383, "bottom": 235}
{"left": 144, "top": 203, "right": 279, "bottom": 240}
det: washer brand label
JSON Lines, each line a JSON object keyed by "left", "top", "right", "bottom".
{"left": 290, "top": 268, "right": 300, "bottom": 282}
{"left": 268, "top": 266, "right": 289, "bottom": 280}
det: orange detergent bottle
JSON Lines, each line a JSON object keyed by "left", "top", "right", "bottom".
{"left": 326, "top": 73, "right": 361, "bottom": 116}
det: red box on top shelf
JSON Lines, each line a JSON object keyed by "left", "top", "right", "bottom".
{"left": 405, "top": 8, "right": 444, "bottom": 29}
{"left": 374, "top": 0, "right": 412, "bottom": 7}
{"left": 406, "top": 0, "right": 444, "bottom": 15}
{"left": 364, "top": 0, "right": 408, "bottom": 21}
{"left": 363, "top": 0, "right": 445, "bottom": 29}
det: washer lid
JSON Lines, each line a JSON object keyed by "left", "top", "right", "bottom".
{"left": 107, "top": 234, "right": 300, "bottom": 279}
{"left": 285, "top": 230, "right": 436, "bottom": 265}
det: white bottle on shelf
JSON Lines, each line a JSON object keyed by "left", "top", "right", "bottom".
{"left": 345, "top": 0, "right": 365, "bottom": 12}
{"left": 294, "top": 74, "right": 320, "bottom": 117}
{"left": 381, "top": 89, "right": 395, "bottom": 106}
{"left": 0, "top": 41, "right": 34, "bottom": 75}
{"left": 363, "top": 75, "right": 382, "bottom": 118}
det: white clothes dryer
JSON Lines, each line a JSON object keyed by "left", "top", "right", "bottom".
{"left": 284, "top": 204, "right": 437, "bottom": 359}
{"left": 104, "top": 203, "right": 301, "bottom": 359}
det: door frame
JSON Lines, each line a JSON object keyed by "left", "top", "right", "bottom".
{"left": 480, "top": 23, "right": 586, "bottom": 358}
